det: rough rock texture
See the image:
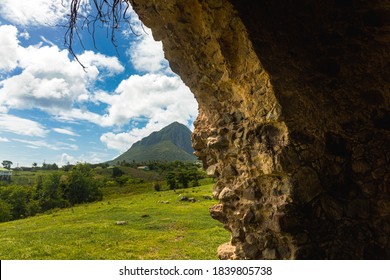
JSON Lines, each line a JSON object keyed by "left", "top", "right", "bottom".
{"left": 132, "top": 0, "right": 390, "bottom": 259}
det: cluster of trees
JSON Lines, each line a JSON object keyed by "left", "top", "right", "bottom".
{"left": 2, "top": 160, "right": 13, "bottom": 170}
{"left": 162, "top": 162, "right": 205, "bottom": 190}
{"left": 0, "top": 164, "right": 102, "bottom": 223}
{"left": 113, "top": 160, "right": 206, "bottom": 191}
{"left": 62, "top": 162, "right": 109, "bottom": 172}
{"left": 166, "top": 170, "right": 200, "bottom": 189}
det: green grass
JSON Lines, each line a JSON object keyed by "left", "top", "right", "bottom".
{"left": 0, "top": 184, "right": 229, "bottom": 260}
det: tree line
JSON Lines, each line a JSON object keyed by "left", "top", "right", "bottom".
{"left": 0, "top": 164, "right": 102, "bottom": 223}
{"left": 116, "top": 160, "right": 206, "bottom": 190}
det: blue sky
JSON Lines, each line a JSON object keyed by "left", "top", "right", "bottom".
{"left": 0, "top": 0, "right": 198, "bottom": 167}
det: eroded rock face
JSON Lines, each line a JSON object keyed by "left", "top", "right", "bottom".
{"left": 132, "top": 0, "right": 390, "bottom": 259}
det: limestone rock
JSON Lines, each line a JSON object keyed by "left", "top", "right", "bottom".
{"left": 217, "top": 243, "right": 236, "bottom": 260}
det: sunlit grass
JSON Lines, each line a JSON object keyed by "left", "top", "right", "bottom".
{"left": 0, "top": 184, "right": 229, "bottom": 260}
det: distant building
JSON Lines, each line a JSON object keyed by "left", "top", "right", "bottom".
{"left": 0, "top": 167, "right": 12, "bottom": 181}
{"left": 137, "top": 166, "right": 150, "bottom": 171}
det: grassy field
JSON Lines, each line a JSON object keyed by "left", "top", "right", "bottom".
{"left": 0, "top": 183, "right": 229, "bottom": 260}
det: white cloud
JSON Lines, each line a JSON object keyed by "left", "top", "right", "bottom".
{"left": 78, "top": 51, "right": 125, "bottom": 77}
{"left": 0, "top": 137, "right": 10, "bottom": 142}
{"left": 0, "top": 0, "right": 89, "bottom": 27}
{"left": 53, "top": 128, "right": 80, "bottom": 137}
{"left": 54, "top": 108, "right": 104, "bottom": 126}
{"left": 97, "top": 73, "right": 197, "bottom": 152}
{"left": 96, "top": 74, "right": 197, "bottom": 127}
{"left": 13, "top": 138, "right": 78, "bottom": 151}
{"left": 123, "top": 6, "right": 170, "bottom": 74}
{"left": 100, "top": 131, "right": 133, "bottom": 152}
{"left": 0, "top": 25, "right": 20, "bottom": 71}
{"left": 129, "top": 34, "right": 169, "bottom": 73}
{"left": 60, "top": 153, "right": 75, "bottom": 166}
{"left": 39, "top": 36, "right": 55, "bottom": 46}
{"left": 59, "top": 152, "right": 107, "bottom": 166}
{"left": 0, "top": 114, "right": 48, "bottom": 137}
{"left": 26, "top": 145, "right": 40, "bottom": 149}
{"left": 96, "top": 5, "right": 197, "bottom": 153}
{"left": 19, "top": 30, "right": 30, "bottom": 40}
{"left": 0, "top": 27, "right": 124, "bottom": 121}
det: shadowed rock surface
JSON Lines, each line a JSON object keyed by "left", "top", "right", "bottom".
{"left": 132, "top": 0, "right": 390, "bottom": 259}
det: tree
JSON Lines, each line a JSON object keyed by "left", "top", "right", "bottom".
{"left": 64, "top": 164, "right": 102, "bottom": 205}
{"left": 153, "top": 182, "right": 161, "bottom": 192}
{"left": 177, "top": 171, "right": 190, "bottom": 188}
{"left": 38, "top": 173, "right": 67, "bottom": 211}
{"left": 166, "top": 172, "right": 176, "bottom": 190}
{"left": 112, "top": 166, "right": 124, "bottom": 178}
{"left": 62, "top": 162, "right": 73, "bottom": 172}
{"left": 192, "top": 172, "right": 200, "bottom": 187}
{"left": 2, "top": 160, "right": 13, "bottom": 170}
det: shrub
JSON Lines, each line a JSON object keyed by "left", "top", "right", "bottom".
{"left": 112, "top": 166, "right": 124, "bottom": 178}
{"left": 26, "top": 200, "right": 41, "bottom": 217}
{"left": 153, "top": 182, "right": 161, "bottom": 192}
{"left": 0, "top": 185, "right": 33, "bottom": 219}
{"left": 0, "top": 199, "right": 12, "bottom": 222}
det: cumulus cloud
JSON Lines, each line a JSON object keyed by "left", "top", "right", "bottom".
{"left": 0, "top": 114, "right": 48, "bottom": 137}
{"left": 0, "top": 26, "right": 124, "bottom": 121}
{"left": 128, "top": 34, "right": 169, "bottom": 73}
{"left": 19, "top": 30, "right": 30, "bottom": 40}
{"left": 60, "top": 153, "right": 75, "bottom": 166}
{"left": 53, "top": 128, "right": 80, "bottom": 137}
{"left": 78, "top": 51, "right": 125, "bottom": 77}
{"left": 95, "top": 7, "right": 198, "bottom": 153}
{"left": 98, "top": 74, "right": 197, "bottom": 152}
{"left": 123, "top": 6, "right": 170, "bottom": 74}
{"left": 0, "top": 0, "right": 89, "bottom": 27}
{"left": 0, "top": 25, "right": 20, "bottom": 71}
{"left": 59, "top": 152, "right": 107, "bottom": 166}
{"left": 96, "top": 74, "right": 197, "bottom": 127}
{"left": 100, "top": 131, "right": 132, "bottom": 152}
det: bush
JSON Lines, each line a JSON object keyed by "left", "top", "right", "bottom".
{"left": 153, "top": 182, "right": 161, "bottom": 192}
{"left": 112, "top": 166, "right": 124, "bottom": 178}
{"left": 26, "top": 200, "right": 41, "bottom": 217}
{"left": 0, "top": 199, "right": 12, "bottom": 222}
{"left": 0, "top": 185, "right": 34, "bottom": 219}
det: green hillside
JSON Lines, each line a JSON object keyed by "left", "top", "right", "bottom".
{"left": 0, "top": 183, "right": 229, "bottom": 260}
{"left": 114, "top": 140, "right": 197, "bottom": 163}
{"left": 112, "top": 122, "right": 197, "bottom": 164}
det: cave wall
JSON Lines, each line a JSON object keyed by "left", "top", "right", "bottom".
{"left": 132, "top": 0, "right": 390, "bottom": 259}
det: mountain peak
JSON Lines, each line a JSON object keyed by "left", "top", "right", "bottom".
{"left": 161, "top": 121, "right": 189, "bottom": 131}
{"left": 112, "top": 122, "right": 196, "bottom": 163}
